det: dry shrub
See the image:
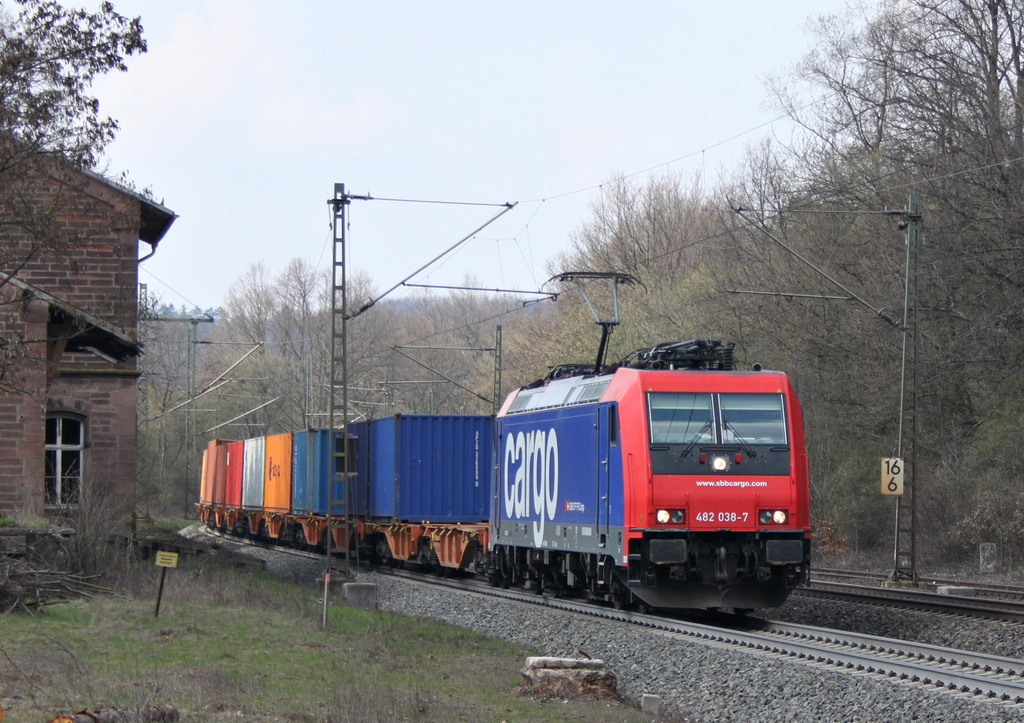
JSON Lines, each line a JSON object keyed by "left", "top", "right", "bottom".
{"left": 0, "top": 636, "right": 97, "bottom": 711}
{"left": 50, "top": 481, "right": 137, "bottom": 581}
{"left": 812, "top": 519, "right": 852, "bottom": 563}
{"left": 326, "top": 684, "right": 447, "bottom": 723}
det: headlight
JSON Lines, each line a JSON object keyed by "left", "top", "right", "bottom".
{"left": 759, "top": 509, "right": 789, "bottom": 525}
{"left": 655, "top": 509, "right": 685, "bottom": 524}
{"left": 671, "top": 509, "right": 685, "bottom": 524}
{"left": 711, "top": 455, "right": 729, "bottom": 472}
{"left": 656, "top": 509, "right": 671, "bottom": 524}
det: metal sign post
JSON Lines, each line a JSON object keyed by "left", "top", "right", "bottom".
{"left": 153, "top": 550, "right": 179, "bottom": 618}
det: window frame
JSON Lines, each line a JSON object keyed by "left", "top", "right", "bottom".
{"left": 45, "top": 413, "right": 86, "bottom": 509}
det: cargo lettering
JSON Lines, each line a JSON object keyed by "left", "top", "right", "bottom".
{"left": 503, "top": 429, "right": 560, "bottom": 546}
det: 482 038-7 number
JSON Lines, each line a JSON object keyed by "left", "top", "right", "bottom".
{"left": 694, "top": 511, "right": 750, "bottom": 523}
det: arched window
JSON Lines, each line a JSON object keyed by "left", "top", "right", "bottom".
{"left": 45, "top": 414, "right": 84, "bottom": 507}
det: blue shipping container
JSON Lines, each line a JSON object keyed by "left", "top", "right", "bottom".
{"left": 349, "top": 420, "right": 370, "bottom": 516}
{"left": 363, "top": 415, "right": 492, "bottom": 523}
{"left": 292, "top": 429, "right": 355, "bottom": 516}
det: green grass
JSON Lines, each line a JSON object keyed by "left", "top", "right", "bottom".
{"left": 0, "top": 547, "right": 655, "bottom": 722}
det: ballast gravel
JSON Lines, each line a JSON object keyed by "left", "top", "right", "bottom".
{"left": 181, "top": 529, "right": 1024, "bottom": 722}
{"left": 365, "top": 571, "right": 1024, "bottom": 723}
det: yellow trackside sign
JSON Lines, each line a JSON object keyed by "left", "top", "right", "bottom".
{"left": 155, "top": 551, "right": 179, "bottom": 568}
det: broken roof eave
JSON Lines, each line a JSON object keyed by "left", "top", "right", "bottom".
{"left": 138, "top": 196, "right": 177, "bottom": 247}
{"left": 0, "top": 272, "right": 142, "bottom": 361}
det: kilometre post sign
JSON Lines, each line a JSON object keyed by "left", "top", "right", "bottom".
{"left": 881, "top": 457, "right": 904, "bottom": 496}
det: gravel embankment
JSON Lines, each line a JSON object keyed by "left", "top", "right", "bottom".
{"left": 181, "top": 527, "right": 1024, "bottom": 722}
{"left": 369, "top": 571, "right": 1024, "bottom": 723}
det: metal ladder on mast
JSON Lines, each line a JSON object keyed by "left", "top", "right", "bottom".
{"left": 325, "top": 183, "right": 354, "bottom": 584}
{"left": 890, "top": 195, "right": 922, "bottom": 583}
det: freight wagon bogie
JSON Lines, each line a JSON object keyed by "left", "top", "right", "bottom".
{"left": 359, "top": 524, "right": 489, "bottom": 575}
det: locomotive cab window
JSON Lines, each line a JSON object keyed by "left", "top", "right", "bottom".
{"left": 720, "top": 393, "right": 787, "bottom": 445}
{"left": 648, "top": 393, "right": 714, "bottom": 444}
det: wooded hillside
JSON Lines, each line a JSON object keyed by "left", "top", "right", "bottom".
{"left": 139, "top": 0, "right": 1024, "bottom": 571}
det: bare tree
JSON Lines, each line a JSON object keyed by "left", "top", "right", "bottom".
{"left": 0, "top": 0, "right": 147, "bottom": 378}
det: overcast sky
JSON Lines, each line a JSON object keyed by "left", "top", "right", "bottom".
{"left": 93, "top": 0, "right": 853, "bottom": 311}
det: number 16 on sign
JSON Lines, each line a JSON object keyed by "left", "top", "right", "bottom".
{"left": 882, "top": 458, "right": 904, "bottom": 496}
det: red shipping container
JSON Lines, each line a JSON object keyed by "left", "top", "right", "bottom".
{"left": 202, "top": 440, "right": 232, "bottom": 506}
{"left": 224, "top": 440, "right": 244, "bottom": 508}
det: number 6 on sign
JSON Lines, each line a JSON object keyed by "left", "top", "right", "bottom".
{"left": 881, "top": 457, "right": 904, "bottom": 496}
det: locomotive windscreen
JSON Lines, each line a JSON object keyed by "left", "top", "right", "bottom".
{"left": 648, "top": 393, "right": 714, "bottom": 444}
{"left": 647, "top": 392, "right": 788, "bottom": 447}
{"left": 720, "top": 394, "right": 787, "bottom": 445}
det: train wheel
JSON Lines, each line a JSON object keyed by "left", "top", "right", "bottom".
{"left": 429, "top": 550, "right": 446, "bottom": 577}
{"left": 472, "top": 548, "right": 488, "bottom": 577}
{"left": 496, "top": 547, "right": 513, "bottom": 589}
{"left": 610, "top": 580, "right": 629, "bottom": 610}
{"left": 295, "top": 526, "right": 309, "bottom": 553}
{"left": 547, "top": 573, "right": 565, "bottom": 599}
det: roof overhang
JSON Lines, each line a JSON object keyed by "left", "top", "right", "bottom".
{"left": 0, "top": 272, "right": 141, "bottom": 362}
{"left": 138, "top": 195, "right": 177, "bottom": 247}
{"left": 79, "top": 167, "right": 178, "bottom": 247}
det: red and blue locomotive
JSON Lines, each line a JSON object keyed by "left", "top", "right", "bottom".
{"left": 197, "top": 339, "right": 810, "bottom": 610}
{"left": 491, "top": 339, "right": 810, "bottom": 610}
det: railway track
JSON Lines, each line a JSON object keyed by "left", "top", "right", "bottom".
{"left": 225, "top": 531, "right": 1024, "bottom": 625}
{"left": 806, "top": 569, "right": 1024, "bottom": 624}
{"left": 196, "top": 527, "right": 1024, "bottom": 707}
{"left": 815, "top": 567, "right": 1024, "bottom": 600}
{"left": 374, "top": 566, "right": 1024, "bottom": 707}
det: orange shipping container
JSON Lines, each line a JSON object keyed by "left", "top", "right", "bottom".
{"left": 263, "top": 432, "right": 293, "bottom": 513}
{"left": 199, "top": 448, "right": 210, "bottom": 505}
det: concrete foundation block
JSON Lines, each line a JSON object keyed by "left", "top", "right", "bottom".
{"left": 342, "top": 582, "right": 378, "bottom": 610}
{"left": 521, "top": 657, "right": 617, "bottom": 699}
{"left": 936, "top": 585, "right": 976, "bottom": 597}
{"left": 641, "top": 694, "right": 662, "bottom": 714}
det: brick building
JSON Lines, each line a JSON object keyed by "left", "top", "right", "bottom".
{"left": 0, "top": 158, "right": 175, "bottom": 530}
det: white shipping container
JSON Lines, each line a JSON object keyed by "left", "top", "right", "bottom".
{"left": 242, "top": 436, "right": 266, "bottom": 510}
